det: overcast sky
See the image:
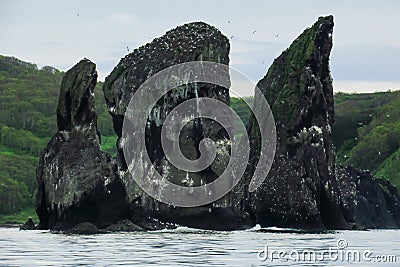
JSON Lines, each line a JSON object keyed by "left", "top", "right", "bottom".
{"left": 1, "top": 0, "right": 399, "bottom": 96}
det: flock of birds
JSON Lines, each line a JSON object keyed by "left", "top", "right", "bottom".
{"left": 229, "top": 20, "right": 279, "bottom": 65}
{"left": 227, "top": 20, "right": 279, "bottom": 39}
{"left": 75, "top": 13, "right": 279, "bottom": 65}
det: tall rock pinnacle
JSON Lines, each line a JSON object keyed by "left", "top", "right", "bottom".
{"left": 36, "top": 59, "right": 129, "bottom": 230}
{"left": 56, "top": 59, "right": 98, "bottom": 132}
{"left": 245, "top": 15, "right": 348, "bottom": 230}
{"left": 103, "top": 22, "right": 250, "bottom": 230}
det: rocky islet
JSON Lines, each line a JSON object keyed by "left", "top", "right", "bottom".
{"left": 34, "top": 17, "right": 400, "bottom": 232}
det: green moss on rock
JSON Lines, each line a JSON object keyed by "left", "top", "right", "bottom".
{"left": 257, "top": 15, "right": 334, "bottom": 127}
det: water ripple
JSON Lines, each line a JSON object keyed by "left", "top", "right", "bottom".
{"left": 0, "top": 228, "right": 399, "bottom": 266}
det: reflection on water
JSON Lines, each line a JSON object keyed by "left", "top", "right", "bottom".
{"left": 0, "top": 227, "right": 399, "bottom": 266}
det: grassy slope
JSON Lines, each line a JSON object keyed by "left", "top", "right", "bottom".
{"left": 0, "top": 207, "right": 39, "bottom": 224}
{"left": 333, "top": 90, "right": 400, "bottom": 186}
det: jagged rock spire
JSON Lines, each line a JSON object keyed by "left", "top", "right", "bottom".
{"left": 244, "top": 15, "right": 348, "bottom": 231}
{"left": 57, "top": 59, "right": 98, "bottom": 132}
{"left": 36, "top": 59, "right": 129, "bottom": 230}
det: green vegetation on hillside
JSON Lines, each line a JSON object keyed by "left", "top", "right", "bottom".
{"left": 333, "top": 91, "right": 400, "bottom": 186}
{"left": 230, "top": 96, "right": 253, "bottom": 137}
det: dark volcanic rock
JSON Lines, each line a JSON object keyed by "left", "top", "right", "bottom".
{"left": 337, "top": 166, "right": 400, "bottom": 229}
{"left": 35, "top": 19, "right": 399, "bottom": 233}
{"left": 56, "top": 59, "right": 97, "bottom": 132}
{"left": 66, "top": 222, "right": 99, "bottom": 234}
{"left": 104, "top": 219, "right": 144, "bottom": 232}
{"left": 243, "top": 16, "right": 349, "bottom": 231}
{"left": 20, "top": 217, "right": 36, "bottom": 230}
{"left": 103, "top": 22, "right": 250, "bottom": 230}
{"left": 240, "top": 15, "right": 400, "bottom": 231}
{"left": 127, "top": 205, "right": 177, "bottom": 230}
{"left": 36, "top": 59, "right": 129, "bottom": 230}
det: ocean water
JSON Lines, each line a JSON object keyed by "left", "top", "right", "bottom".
{"left": 0, "top": 226, "right": 399, "bottom": 266}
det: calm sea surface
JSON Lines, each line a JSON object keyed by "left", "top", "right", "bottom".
{"left": 0, "top": 226, "right": 399, "bottom": 266}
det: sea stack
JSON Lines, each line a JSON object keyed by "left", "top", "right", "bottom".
{"left": 243, "top": 16, "right": 349, "bottom": 230}
{"left": 103, "top": 22, "right": 250, "bottom": 230}
{"left": 36, "top": 59, "right": 129, "bottom": 230}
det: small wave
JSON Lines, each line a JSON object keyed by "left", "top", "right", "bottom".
{"left": 254, "top": 226, "right": 335, "bottom": 234}
{"left": 152, "top": 225, "right": 212, "bottom": 234}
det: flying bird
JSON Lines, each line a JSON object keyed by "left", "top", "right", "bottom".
{"left": 252, "top": 30, "right": 256, "bottom": 34}
{"left": 76, "top": 13, "right": 79, "bottom": 17}
{"left": 275, "top": 34, "right": 279, "bottom": 38}
{"left": 230, "top": 35, "right": 234, "bottom": 40}
{"left": 228, "top": 20, "right": 231, "bottom": 24}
